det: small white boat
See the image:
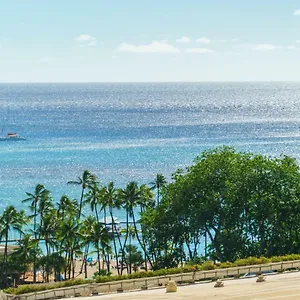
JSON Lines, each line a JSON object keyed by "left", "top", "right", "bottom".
{"left": 0, "top": 133, "right": 26, "bottom": 141}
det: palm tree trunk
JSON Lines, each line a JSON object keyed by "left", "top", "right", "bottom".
{"left": 84, "top": 244, "right": 90, "bottom": 278}
{"left": 33, "top": 202, "right": 37, "bottom": 283}
{"left": 3, "top": 229, "right": 9, "bottom": 287}
{"left": 120, "top": 211, "right": 129, "bottom": 275}
{"left": 109, "top": 208, "right": 120, "bottom": 275}
{"left": 95, "top": 205, "right": 99, "bottom": 223}
{"left": 129, "top": 234, "right": 132, "bottom": 274}
{"left": 131, "top": 210, "right": 153, "bottom": 269}
{"left": 107, "top": 253, "right": 110, "bottom": 273}
{"left": 97, "top": 245, "right": 101, "bottom": 274}
{"left": 79, "top": 188, "right": 85, "bottom": 219}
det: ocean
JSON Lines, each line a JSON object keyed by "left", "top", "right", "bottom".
{"left": 0, "top": 82, "right": 300, "bottom": 220}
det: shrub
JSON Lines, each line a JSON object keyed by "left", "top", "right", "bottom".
{"left": 234, "top": 256, "right": 270, "bottom": 266}
{"left": 270, "top": 256, "right": 282, "bottom": 262}
{"left": 283, "top": 254, "right": 300, "bottom": 261}
{"left": 219, "top": 262, "right": 236, "bottom": 269}
{"left": 200, "top": 261, "right": 216, "bottom": 270}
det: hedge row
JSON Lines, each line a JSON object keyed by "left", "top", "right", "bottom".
{"left": 5, "top": 254, "right": 300, "bottom": 295}
{"left": 4, "top": 279, "right": 92, "bottom": 295}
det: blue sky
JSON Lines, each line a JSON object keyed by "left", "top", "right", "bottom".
{"left": 1, "top": 1, "right": 300, "bottom": 82}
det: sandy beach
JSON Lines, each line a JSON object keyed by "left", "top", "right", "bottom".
{"left": 65, "top": 271, "right": 300, "bottom": 300}
{"left": 73, "top": 259, "right": 132, "bottom": 279}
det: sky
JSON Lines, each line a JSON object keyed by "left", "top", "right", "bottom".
{"left": 1, "top": 1, "right": 300, "bottom": 82}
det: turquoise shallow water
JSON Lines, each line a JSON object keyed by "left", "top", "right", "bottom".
{"left": 0, "top": 82, "right": 300, "bottom": 221}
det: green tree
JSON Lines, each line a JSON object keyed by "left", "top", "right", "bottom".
{"left": 57, "top": 195, "right": 79, "bottom": 219}
{"left": 68, "top": 170, "right": 97, "bottom": 219}
{"left": 119, "top": 182, "right": 153, "bottom": 269}
{"left": 56, "top": 215, "right": 82, "bottom": 279}
{"left": 0, "top": 206, "right": 27, "bottom": 287}
{"left": 22, "top": 184, "right": 50, "bottom": 239}
{"left": 10, "top": 234, "right": 40, "bottom": 282}
{"left": 149, "top": 173, "right": 167, "bottom": 205}
{"left": 79, "top": 216, "right": 96, "bottom": 278}
{"left": 22, "top": 184, "right": 50, "bottom": 283}
{"left": 124, "top": 245, "right": 144, "bottom": 272}
{"left": 120, "top": 225, "right": 137, "bottom": 274}
{"left": 148, "top": 146, "right": 300, "bottom": 262}
{"left": 84, "top": 183, "right": 102, "bottom": 223}
{"left": 102, "top": 182, "right": 123, "bottom": 274}
{"left": 90, "top": 222, "right": 111, "bottom": 274}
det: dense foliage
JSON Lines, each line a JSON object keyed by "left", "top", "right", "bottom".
{"left": 1, "top": 146, "right": 300, "bottom": 288}
{"left": 141, "top": 146, "right": 300, "bottom": 266}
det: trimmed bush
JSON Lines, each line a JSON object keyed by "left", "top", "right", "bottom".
{"left": 218, "top": 262, "right": 236, "bottom": 269}
{"left": 200, "top": 261, "right": 216, "bottom": 270}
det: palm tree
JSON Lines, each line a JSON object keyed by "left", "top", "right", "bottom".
{"left": 22, "top": 184, "right": 50, "bottom": 239}
{"left": 12, "top": 234, "right": 39, "bottom": 282}
{"left": 79, "top": 216, "right": 96, "bottom": 278}
{"left": 149, "top": 173, "right": 167, "bottom": 205}
{"left": 57, "top": 195, "right": 79, "bottom": 220}
{"left": 56, "top": 215, "right": 82, "bottom": 279}
{"left": 84, "top": 182, "right": 102, "bottom": 223}
{"left": 22, "top": 184, "right": 50, "bottom": 283}
{"left": 90, "top": 222, "right": 111, "bottom": 274}
{"left": 36, "top": 209, "right": 57, "bottom": 258}
{"left": 0, "top": 206, "right": 27, "bottom": 288}
{"left": 67, "top": 170, "right": 97, "bottom": 219}
{"left": 37, "top": 193, "right": 53, "bottom": 230}
{"left": 103, "top": 182, "right": 122, "bottom": 274}
{"left": 139, "top": 184, "right": 155, "bottom": 212}
{"left": 137, "top": 184, "right": 154, "bottom": 270}
{"left": 119, "top": 182, "right": 138, "bottom": 270}
{"left": 120, "top": 225, "right": 137, "bottom": 274}
{"left": 124, "top": 245, "right": 144, "bottom": 273}
{"left": 119, "top": 182, "right": 153, "bottom": 270}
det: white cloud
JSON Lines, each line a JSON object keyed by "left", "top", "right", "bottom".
{"left": 117, "top": 41, "right": 180, "bottom": 53}
{"left": 75, "top": 34, "right": 96, "bottom": 42}
{"left": 176, "top": 36, "right": 191, "bottom": 43}
{"left": 285, "top": 45, "right": 296, "bottom": 49}
{"left": 74, "top": 34, "right": 97, "bottom": 46}
{"left": 186, "top": 48, "right": 213, "bottom": 53}
{"left": 196, "top": 37, "right": 211, "bottom": 44}
{"left": 296, "top": 40, "right": 300, "bottom": 44}
{"left": 294, "top": 9, "right": 300, "bottom": 15}
{"left": 38, "top": 57, "right": 59, "bottom": 64}
{"left": 87, "top": 41, "right": 97, "bottom": 46}
{"left": 252, "top": 43, "right": 278, "bottom": 51}
{"left": 236, "top": 43, "right": 297, "bottom": 51}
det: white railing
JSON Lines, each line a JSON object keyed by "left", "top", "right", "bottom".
{"left": 4, "top": 259, "right": 300, "bottom": 300}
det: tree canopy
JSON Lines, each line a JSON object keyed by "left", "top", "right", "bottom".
{"left": 140, "top": 146, "right": 300, "bottom": 264}
{"left": 2, "top": 146, "right": 300, "bottom": 287}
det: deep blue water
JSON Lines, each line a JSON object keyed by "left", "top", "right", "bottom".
{"left": 0, "top": 82, "right": 300, "bottom": 220}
